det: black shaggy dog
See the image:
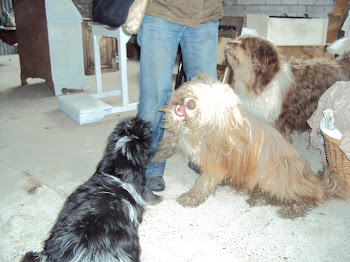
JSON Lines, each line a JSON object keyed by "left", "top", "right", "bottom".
{"left": 22, "top": 117, "right": 156, "bottom": 262}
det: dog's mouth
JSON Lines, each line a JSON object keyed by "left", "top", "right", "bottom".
{"left": 174, "top": 103, "right": 186, "bottom": 117}
{"left": 174, "top": 98, "right": 197, "bottom": 117}
{"left": 225, "top": 41, "right": 236, "bottom": 54}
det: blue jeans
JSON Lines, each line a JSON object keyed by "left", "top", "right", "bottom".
{"left": 137, "top": 15, "right": 219, "bottom": 178}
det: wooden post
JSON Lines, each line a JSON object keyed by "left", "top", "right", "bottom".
{"left": 327, "top": 0, "right": 350, "bottom": 43}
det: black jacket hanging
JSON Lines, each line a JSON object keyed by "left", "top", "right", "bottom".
{"left": 92, "top": 0, "right": 135, "bottom": 28}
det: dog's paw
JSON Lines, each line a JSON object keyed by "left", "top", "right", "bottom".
{"left": 277, "top": 203, "right": 312, "bottom": 219}
{"left": 246, "top": 193, "right": 270, "bottom": 207}
{"left": 177, "top": 192, "right": 206, "bottom": 207}
{"left": 151, "top": 153, "right": 167, "bottom": 163}
{"left": 21, "top": 251, "right": 42, "bottom": 262}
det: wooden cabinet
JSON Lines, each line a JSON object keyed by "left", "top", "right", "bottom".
{"left": 82, "top": 20, "right": 117, "bottom": 75}
{"left": 12, "top": 0, "right": 89, "bottom": 95}
{"left": 13, "top": 0, "right": 53, "bottom": 88}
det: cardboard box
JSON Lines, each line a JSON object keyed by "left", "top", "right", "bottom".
{"left": 246, "top": 14, "right": 328, "bottom": 46}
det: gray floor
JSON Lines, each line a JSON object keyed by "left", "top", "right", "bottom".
{"left": 1, "top": 54, "right": 350, "bottom": 262}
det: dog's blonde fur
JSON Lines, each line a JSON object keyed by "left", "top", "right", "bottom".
{"left": 153, "top": 75, "right": 347, "bottom": 218}
{"left": 225, "top": 36, "right": 350, "bottom": 142}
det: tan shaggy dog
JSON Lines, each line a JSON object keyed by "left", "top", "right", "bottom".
{"left": 153, "top": 75, "right": 348, "bottom": 218}
{"left": 225, "top": 36, "right": 350, "bottom": 142}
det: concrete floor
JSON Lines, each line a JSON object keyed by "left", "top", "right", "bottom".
{"left": 1, "top": 54, "right": 350, "bottom": 262}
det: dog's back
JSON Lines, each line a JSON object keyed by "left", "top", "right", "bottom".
{"left": 43, "top": 173, "right": 145, "bottom": 262}
{"left": 334, "top": 52, "right": 350, "bottom": 80}
{"left": 289, "top": 37, "right": 350, "bottom": 87}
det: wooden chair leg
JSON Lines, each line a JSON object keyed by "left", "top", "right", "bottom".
{"left": 222, "top": 66, "right": 230, "bottom": 84}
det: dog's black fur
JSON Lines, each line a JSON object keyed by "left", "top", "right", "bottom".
{"left": 22, "top": 117, "right": 154, "bottom": 262}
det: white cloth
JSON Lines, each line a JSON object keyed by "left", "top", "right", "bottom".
{"left": 320, "top": 109, "right": 342, "bottom": 140}
{"left": 341, "top": 10, "right": 350, "bottom": 37}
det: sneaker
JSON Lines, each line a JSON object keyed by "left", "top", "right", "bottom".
{"left": 145, "top": 176, "right": 165, "bottom": 191}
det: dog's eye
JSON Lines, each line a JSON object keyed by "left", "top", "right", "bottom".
{"left": 186, "top": 99, "right": 196, "bottom": 110}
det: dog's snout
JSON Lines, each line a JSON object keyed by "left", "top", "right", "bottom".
{"left": 225, "top": 42, "right": 235, "bottom": 54}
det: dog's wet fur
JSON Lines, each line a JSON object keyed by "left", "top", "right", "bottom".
{"left": 153, "top": 75, "right": 349, "bottom": 219}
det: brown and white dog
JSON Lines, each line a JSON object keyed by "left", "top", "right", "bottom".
{"left": 225, "top": 36, "right": 350, "bottom": 142}
{"left": 153, "top": 75, "right": 348, "bottom": 218}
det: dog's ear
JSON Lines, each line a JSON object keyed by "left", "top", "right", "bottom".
{"left": 248, "top": 38, "right": 280, "bottom": 94}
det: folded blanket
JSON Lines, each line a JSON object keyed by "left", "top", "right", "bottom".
{"left": 308, "top": 81, "right": 350, "bottom": 160}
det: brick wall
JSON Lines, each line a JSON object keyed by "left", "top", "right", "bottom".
{"left": 223, "top": 0, "right": 348, "bottom": 19}
{"left": 72, "top": 0, "right": 349, "bottom": 20}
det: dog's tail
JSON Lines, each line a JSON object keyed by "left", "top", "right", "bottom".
{"left": 20, "top": 251, "right": 42, "bottom": 262}
{"left": 327, "top": 37, "right": 350, "bottom": 56}
{"left": 321, "top": 166, "right": 350, "bottom": 200}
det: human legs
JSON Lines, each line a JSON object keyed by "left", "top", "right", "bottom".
{"left": 137, "top": 15, "right": 182, "bottom": 188}
{"left": 181, "top": 20, "right": 219, "bottom": 81}
{"left": 181, "top": 20, "right": 219, "bottom": 173}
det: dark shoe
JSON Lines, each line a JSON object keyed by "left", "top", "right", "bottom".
{"left": 188, "top": 161, "right": 201, "bottom": 174}
{"left": 142, "top": 187, "right": 163, "bottom": 205}
{"left": 145, "top": 176, "right": 165, "bottom": 192}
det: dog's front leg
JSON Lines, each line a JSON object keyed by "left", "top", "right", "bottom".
{"left": 152, "top": 133, "right": 179, "bottom": 162}
{"left": 177, "top": 173, "right": 222, "bottom": 207}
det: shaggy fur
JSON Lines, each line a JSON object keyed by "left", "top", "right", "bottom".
{"left": 21, "top": 117, "right": 155, "bottom": 262}
{"left": 153, "top": 75, "right": 348, "bottom": 218}
{"left": 225, "top": 36, "right": 350, "bottom": 142}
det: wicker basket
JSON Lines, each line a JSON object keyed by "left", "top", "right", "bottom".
{"left": 322, "top": 131, "right": 350, "bottom": 189}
